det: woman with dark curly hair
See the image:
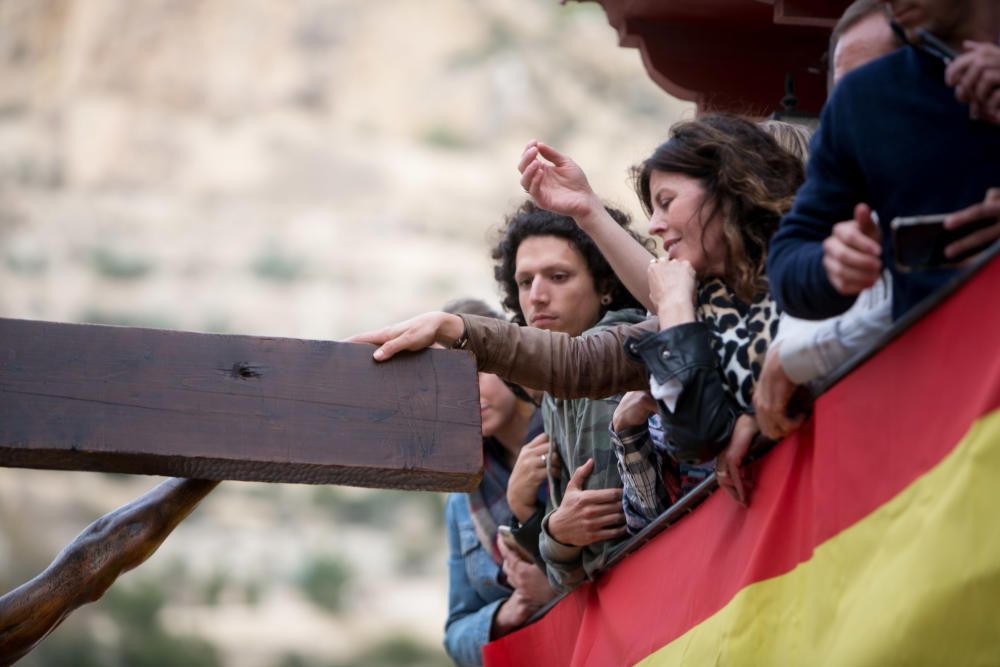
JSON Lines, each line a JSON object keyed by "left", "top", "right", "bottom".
{"left": 490, "top": 201, "right": 652, "bottom": 592}
{"left": 352, "top": 115, "right": 805, "bottom": 521}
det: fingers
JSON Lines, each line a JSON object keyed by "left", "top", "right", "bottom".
{"left": 718, "top": 457, "right": 747, "bottom": 507}
{"left": 716, "top": 415, "right": 758, "bottom": 506}
{"left": 945, "top": 50, "right": 972, "bottom": 88}
{"left": 944, "top": 194, "right": 1000, "bottom": 259}
{"left": 985, "top": 87, "right": 1000, "bottom": 123}
{"left": 575, "top": 486, "right": 624, "bottom": 505}
{"left": 592, "top": 525, "right": 628, "bottom": 542}
{"left": 823, "top": 215, "right": 882, "bottom": 295}
{"left": 497, "top": 534, "right": 512, "bottom": 561}
{"left": 371, "top": 330, "right": 422, "bottom": 361}
{"left": 944, "top": 198, "right": 1000, "bottom": 229}
{"left": 613, "top": 391, "right": 658, "bottom": 431}
{"left": 974, "top": 68, "right": 999, "bottom": 106}
{"left": 946, "top": 221, "right": 1000, "bottom": 260}
{"left": 517, "top": 142, "right": 539, "bottom": 174}
{"left": 346, "top": 326, "right": 394, "bottom": 345}
{"left": 521, "top": 434, "right": 549, "bottom": 453}
{"left": 758, "top": 411, "right": 804, "bottom": 441}
{"left": 822, "top": 249, "right": 881, "bottom": 295}
{"left": 853, "top": 203, "right": 881, "bottom": 243}
{"left": 838, "top": 211, "right": 882, "bottom": 255}
{"left": 348, "top": 325, "right": 419, "bottom": 362}
{"left": 534, "top": 141, "right": 569, "bottom": 166}
{"left": 519, "top": 159, "right": 543, "bottom": 193}
{"left": 567, "top": 458, "right": 594, "bottom": 490}
{"left": 947, "top": 43, "right": 999, "bottom": 103}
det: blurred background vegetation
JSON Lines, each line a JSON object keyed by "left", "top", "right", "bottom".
{"left": 0, "top": 0, "right": 688, "bottom": 664}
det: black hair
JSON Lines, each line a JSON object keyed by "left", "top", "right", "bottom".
{"left": 490, "top": 200, "right": 651, "bottom": 325}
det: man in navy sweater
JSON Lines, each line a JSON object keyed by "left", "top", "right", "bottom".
{"left": 768, "top": 0, "right": 1000, "bottom": 321}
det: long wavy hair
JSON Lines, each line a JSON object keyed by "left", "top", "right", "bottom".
{"left": 491, "top": 201, "right": 651, "bottom": 326}
{"left": 632, "top": 114, "right": 805, "bottom": 303}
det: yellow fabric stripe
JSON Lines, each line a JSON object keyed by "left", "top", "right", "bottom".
{"left": 642, "top": 409, "right": 1000, "bottom": 667}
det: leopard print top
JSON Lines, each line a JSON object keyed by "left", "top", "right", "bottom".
{"left": 695, "top": 277, "right": 780, "bottom": 410}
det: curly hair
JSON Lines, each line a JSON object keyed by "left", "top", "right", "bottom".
{"left": 490, "top": 201, "right": 651, "bottom": 326}
{"left": 632, "top": 114, "right": 805, "bottom": 303}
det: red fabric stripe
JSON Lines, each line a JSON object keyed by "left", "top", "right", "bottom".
{"left": 484, "top": 258, "right": 1000, "bottom": 667}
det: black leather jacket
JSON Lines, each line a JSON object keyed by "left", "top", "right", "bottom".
{"left": 625, "top": 322, "right": 740, "bottom": 464}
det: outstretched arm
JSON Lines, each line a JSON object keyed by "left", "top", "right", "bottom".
{"left": 351, "top": 312, "right": 654, "bottom": 399}
{"left": 519, "top": 141, "right": 657, "bottom": 311}
{"left": 347, "top": 311, "right": 464, "bottom": 361}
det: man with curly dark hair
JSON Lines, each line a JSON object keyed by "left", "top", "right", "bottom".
{"left": 490, "top": 201, "right": 653, "bottom": 593}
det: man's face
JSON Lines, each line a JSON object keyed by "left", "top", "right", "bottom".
{"left": 833, "top": 11, "right": 898, "bottom": 86}
{"left": 883, "top": 0, "right": 969, "bottom": 38}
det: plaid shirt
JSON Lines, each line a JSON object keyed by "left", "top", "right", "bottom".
{"left": 538, "top": 308, "right": 646, "bottom": 592}
{"left": 613, "top": 414, "right": 714, "bottom": 535}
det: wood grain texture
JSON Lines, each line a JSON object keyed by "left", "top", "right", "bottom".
{"left": 0, "top": 318, "right": 483, "bottom": 491}
{"left": 0, "top": 478, "right": 219, "bottom": 665}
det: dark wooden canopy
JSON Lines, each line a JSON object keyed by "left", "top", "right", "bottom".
{"left": 586, "top": 0, "right": 853, "bottom": 114}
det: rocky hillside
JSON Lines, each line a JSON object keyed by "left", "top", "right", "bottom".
{"left": 0, "top": 1, "right": 690, "bottom": 665}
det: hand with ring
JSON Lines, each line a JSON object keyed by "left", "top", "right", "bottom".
{"left": 507, "top": 433, "right": 559, "bottom": 522}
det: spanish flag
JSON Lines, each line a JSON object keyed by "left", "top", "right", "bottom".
{"left": 484, "top": 257, "right": 1000, "bottom": 666}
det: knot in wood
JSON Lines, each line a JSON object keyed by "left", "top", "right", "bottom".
{"left": 231, "top": 361, "right": 263, "bottom": 379}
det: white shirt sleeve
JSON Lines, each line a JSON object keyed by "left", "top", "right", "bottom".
{"left": 777, "top": 276, "right": 893, "bottom": 385}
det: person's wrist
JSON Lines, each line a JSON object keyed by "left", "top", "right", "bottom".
{"left": 656, "top": 297, "right": 695, "bottom": 328}
{"left": 547, "top": 508, "right": 577, "bottom": 547}
{"left": 442, "top": 314, "right": 467, "bottom": 348}
{"left": 510, "top": 496, "right": 534, "bottom": 523}
{"left": 574, "top": 193, "right": 605, "bottom": 230}
{"left": 612, "top": 410, "right": 641, "bottom": 432}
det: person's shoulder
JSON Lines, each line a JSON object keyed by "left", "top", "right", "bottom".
{"left": 445, "top": 492, "right": 467, "bottom": 517}
{"left": 585, "top": 307, "right": 649, "bottom": 334}
{"left": 834, "top": 47, "right": 918, "bottom": 99}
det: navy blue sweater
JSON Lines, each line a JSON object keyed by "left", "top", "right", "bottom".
{"left": 768, "top": 46, "right": 1000, "bottom": 320}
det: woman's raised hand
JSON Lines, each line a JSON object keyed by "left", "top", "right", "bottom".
{"left": 648, "top": 258, "right": 697, "bottom": 327}
{"left": 347, "top": 312, "right": 465, "bottom": 361}
{"left": 518, "top": 141, "right": 601, "bottom": 220}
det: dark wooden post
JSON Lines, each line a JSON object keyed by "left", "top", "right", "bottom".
{"left": 0, "top": 478, "right": 219, "bottom": 664}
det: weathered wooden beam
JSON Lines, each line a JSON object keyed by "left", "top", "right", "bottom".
{"left": 0, "top": 478, "right": 219, "bottom": 665}
{"left": 0, "top": 319, "right": 482, "bottom": 491}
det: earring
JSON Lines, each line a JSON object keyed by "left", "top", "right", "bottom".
{"left": 600, "top": 294, "right": 612, "bottom": 306}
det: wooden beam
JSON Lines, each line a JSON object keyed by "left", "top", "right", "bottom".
{"left": 0, "top": 319, "right": 483, "bottom": 491}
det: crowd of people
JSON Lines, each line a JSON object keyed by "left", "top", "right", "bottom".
{"left": 351, "top": 0, "right": 999, "bottom": 664}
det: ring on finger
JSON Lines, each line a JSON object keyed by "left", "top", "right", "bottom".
{"left": 540, "top": 454, "right": 548, "bottom": 465}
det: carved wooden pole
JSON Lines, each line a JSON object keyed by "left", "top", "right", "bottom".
{"left": 0, "top": 478, "right": 218, "bottom": 665}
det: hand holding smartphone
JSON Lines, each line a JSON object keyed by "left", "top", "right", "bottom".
{"left": 892, "top": 213, "right": 996, "bottom": 271}
{"left": 497, "top": 525, "right": 535, "bottom": 563}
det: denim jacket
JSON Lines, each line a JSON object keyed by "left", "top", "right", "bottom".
{"left": 443, "top": 493, "right": 511, "bottom": 667}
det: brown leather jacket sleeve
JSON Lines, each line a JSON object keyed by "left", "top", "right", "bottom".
{"left": 458, "top": 314, "right": 657, "bottom": 399}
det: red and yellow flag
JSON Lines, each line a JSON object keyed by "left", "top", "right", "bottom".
{"left": 484, "top": 258, "right": 1000, "bottom": 666}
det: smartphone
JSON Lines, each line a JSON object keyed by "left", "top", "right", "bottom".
{"left": 497, "top": 525, "right": 535, "bottom": 563}
{"left": 892, "top": 213, "right": 995, "bottom": 271}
